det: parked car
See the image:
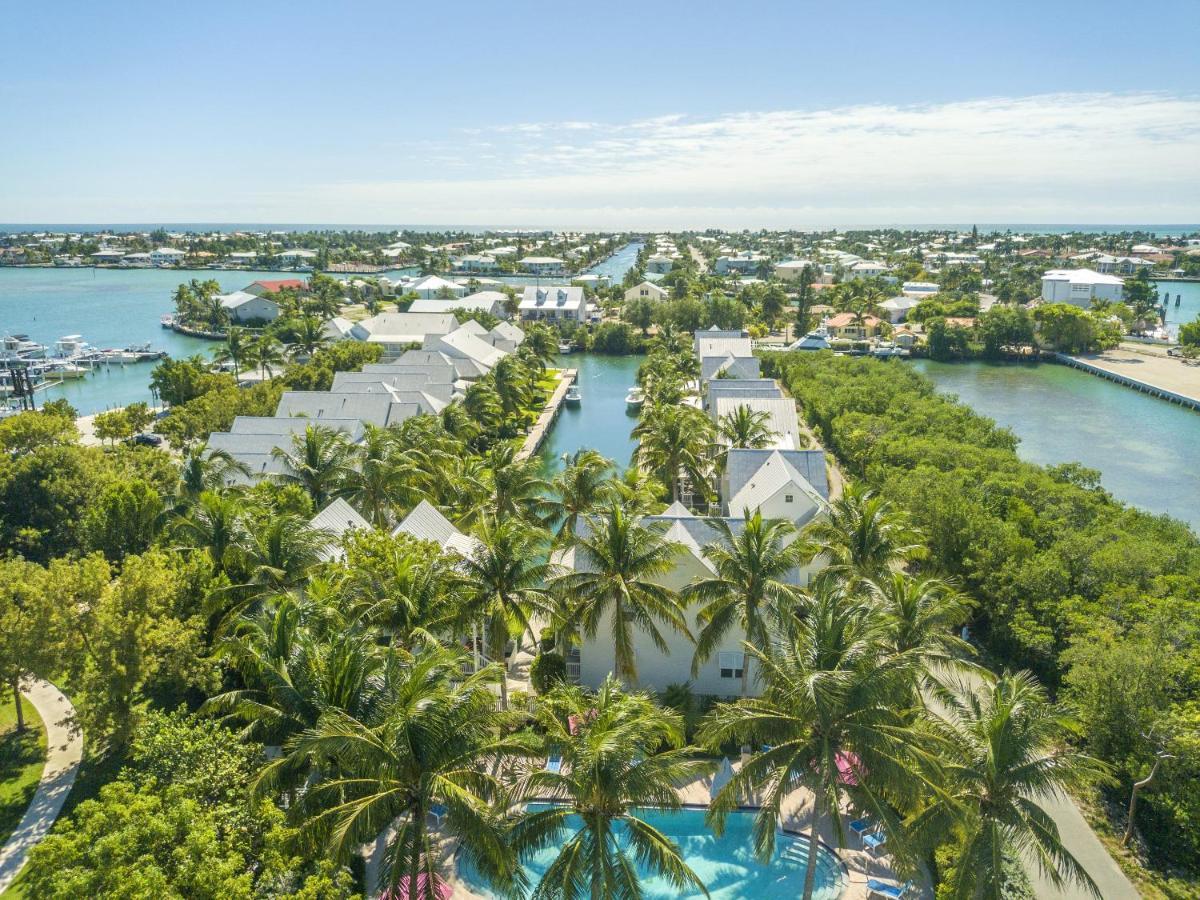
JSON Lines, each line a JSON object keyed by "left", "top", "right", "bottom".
{"left": 1167, "top": 346, "right": 1183, "bottom": 357}
{"left": 132, "top": 432, "right": 163, "bottom": 447}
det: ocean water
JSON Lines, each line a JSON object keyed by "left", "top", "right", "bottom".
{"left": 1158, "top": 280, "right": 1200, "bottom": 338}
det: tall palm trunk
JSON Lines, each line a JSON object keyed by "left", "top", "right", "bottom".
{"left": 405, "top": 798, "right": 426, "bottom": 899}
{"left": 802, "top": 771, "right": 828, "bottom": 900}
{"left": 11, "top": 676, "right": 25, "bottom": 732}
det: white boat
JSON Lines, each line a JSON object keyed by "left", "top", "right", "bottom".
{"left": 53, "top": 334, "right": 91, "bottom": 358}
{"left": 565, "top": 384, "right": 582, "bottom": 405}
{"left": 1, "top": 334, "right": 47, "bottom": 360}
{"left": 558, "top": 341, "right": 574, "bottom": 354}
{"left": 625, "top": 386, "right": 645, "bottom": 409}
{"left": 50, "top": 363, "right": 89, "bottom": 379}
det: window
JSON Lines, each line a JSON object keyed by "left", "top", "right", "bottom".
{"left": 784, "top": 494, "right": 794, "bottom": 503}
{"left": 718, "top": 651, "right": 745, "bottom": 680}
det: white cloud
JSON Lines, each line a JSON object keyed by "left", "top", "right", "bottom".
{"left": 12, "top": 92, "right": 1200, "bottom": 227}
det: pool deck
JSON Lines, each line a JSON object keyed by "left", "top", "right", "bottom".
{"left": 1058, "top": 347, "right": 1200, "bottom": 411}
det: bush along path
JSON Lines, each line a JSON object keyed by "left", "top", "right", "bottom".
{"left": 0, "top": 680, "right": 83, "bottom": 892}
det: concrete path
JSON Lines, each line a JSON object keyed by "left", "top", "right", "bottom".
{"left": 0, "top": 679, "right": 83, "bottom": 893}
{"left": 1022, "top": 790, "right": 1138, "bottom": 900}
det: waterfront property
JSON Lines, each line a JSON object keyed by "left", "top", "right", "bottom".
{"left": 1040, "top": 267, "right": 1124, "bottom": 306}
{"left": 624, "top": 280, "right": 670, "bottom": 303}
{"left": 218, "top": 290, "right": 281, "bottom": 323}
{"left": 518, "top": 285, "right": 588, "bottom": 322}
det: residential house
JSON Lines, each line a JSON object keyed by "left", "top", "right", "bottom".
{"left": 219, "top": 290, "right": 281, "bottom": 323}
{"left": 519, "top": 256, "right": 566, "bottom": 276}
{"left": 825, "top": 312, "right": 882, "bottom": 340}
{"left": 1040, "top": 269, "right": 1124, "bottom": 307}
{"left": 453, "top": 254, "right": 500, "bottom": 274}
{"left": 845, "top": 260, "right": 888, "bottom": 280}
{"left": 714, "top": 252, "right": 768, "bottom": 274}
{"left": 645, "top": 254, "right": 675, "bottom": 274}
{"left": 408, "top": 291, "right": 510, "bottom": 318}
{"left": 350, "top": 312, "right": 458, "bottom": 356}
{"left": 150, "top": 247, "right": 187, "bottom": 266}
{"left": 245, "top": 279, "right": 306, "bottom": 297}
{"left": 518, "top": 285, "right": 587, "bottom": 322}
{"left": 624, "top": 281, "right": 669, "bottom": 303}
{"left": 407, "top": 275, "right": 467, "bottom": 299}
{"left": 879, "top": 296, "right": 921, "bottom": 324}
{"left": 309, "top": 498, "right": 371, "bottom": 561}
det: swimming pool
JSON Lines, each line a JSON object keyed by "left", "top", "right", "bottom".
{"left": 457, "top": 804, "right": 845, "bottom": 899}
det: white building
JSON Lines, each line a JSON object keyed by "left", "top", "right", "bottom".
{"left": 350, "top": 312, "right": 458, "bottom": 356}
{"left": 219, "top": 290, "right": 281, "bottom": 323}
{"left": 645, "top": 254, "right": 676, "bottom": 274}
{"left": 519, "top": 256, "right": 566, "bottom": 276}
{"left": 1040, "top": 269, "right": 1125, "bottom": 307}
{"left": 453, "top": 254, "right": 500, "bottom": 274}
{"left": 150, "top": 247, "right": 187, "bottom": 266}
{"left": 846, "top": 260, "right": 889, "bottom": 279}
{"left": 624, "top": 281, "right": 669, "bottom": 303}
{"left": 407, "top": 275, "right": 467, "bottom": 300}
{"left": 518, "top": 285, "right": 587, "bottom": 322}
{"left": 408, "top": 291, "right": 509, "bottom": 318}
{"left": 715, "top": 252, "right": 768, "bottom": 274}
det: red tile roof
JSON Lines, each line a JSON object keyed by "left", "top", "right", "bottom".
{"left": 826, "top": 312, "right": 881, "bottom": 328}
{"left": 251, "top": 279, "right": 306, "bottom": 293}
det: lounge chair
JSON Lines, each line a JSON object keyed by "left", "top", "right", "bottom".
{"left": 428, "top": 803, "right": 448, "bottom": 827}
{"left": 545, "top": 751, "right": 562, "bottom": 774}
{"left": 866, "top": 877, "right": 911, "bottom": 899}
{"left": 862, "top": 828, "right": 888, "bottom": 854}
{"left": 849, "top": 817, "right": 873, "bottom": 840}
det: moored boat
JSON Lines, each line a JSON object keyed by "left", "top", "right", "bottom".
{"left": 565, "top": 383, "right": 582, "bottom": 405}
{"left": 625, "top": 386, "right": 645, "bottom": 409}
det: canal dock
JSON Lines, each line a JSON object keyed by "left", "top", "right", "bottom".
{"left": 517, "top": 368, "right": 578, "bottom": 461}
{"left": 1057, "top": 350, "right": 1200, "bottom": 411}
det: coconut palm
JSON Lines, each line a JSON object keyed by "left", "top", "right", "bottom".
{"left": 289, "top": 315, "right": 328, "bottom": 358}
{"left": 717, "top": 405, "right": 777, "bottom": 450}
{"left": 910, "top": 672, "right": 1106, "bottom": 899}
{"left": 804, "top": 483, "right": 923, "bottom": 583}
{"left": 686, "top": 510, "right": 805, "bottom": 695}
{"left": 271, "top": 425, "right": 357, "bottom": 507}
{"left": 632, "top": 405, "right": 715, "bottom": 504}
{"left": 512, "top": 677, "right": 713, "bottom": 900}
{"left": 241, "top": 512, "right": 331, "bottom": 593}
{"left": 275, "top": 648, "right": 525, "bottom": 897}
{"left": 556, "top": 502, "right": 690, "bottom": 682}
{"left": 542, "top": 449, "right": 615, "bottom": 544}
{"left": 867, "top": 572, "right": 975, "bottom": 676}
{"left": 251, "top": 333, "right": 286, "bottom": 379}
{"left": 492, "top": 355, "right": 533, "bottom": 422}
{"left": 457, "top": 515, "right": 553, "bottom": 709}
{"left": 213, "top": 326, "right": 250, "bottom": 380}
{"left": 176, "top": 445, "right": 251, "bottom": 507}
{"left": 339, "top": 426, "right": 416, "bottom": 527}
{"left": 698, "top": 580, "right": 928, "bottom": 900}
{"left": 478, "top": 442, "right": 548, "bottom": 527}
{"left": 172, "top": 490, "right": 246, "bottom": 576}
{"left": 519, "top": 322, "right": 558, "bottom": 370}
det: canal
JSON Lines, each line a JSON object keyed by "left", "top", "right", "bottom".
{"left": 537, "top": 353, "right": 643, "bottom": 475}
{"left": 911, "top": 358, "right": 1200, "bottom": 531}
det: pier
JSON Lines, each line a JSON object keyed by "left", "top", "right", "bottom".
{"left": 516, "top": 368, "right": 577, "bottom": 461}
{"left": 1056, "top": 350, "right": 1200, "bottom": 411}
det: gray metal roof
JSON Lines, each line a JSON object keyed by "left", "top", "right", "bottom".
{"left": 275, "top": 392, "right": 421, "bottom": 427}
{"left": 724, "top": 447, "right": 829, "bottom": 500}
{"left": 228, "top": 416, "right": 364, "bottom": 440}
{"left": 713, "top": 396, "right": 799, "bottom": 448}
{"left": 701, "top": 355, "right": 761, "bottom": 381}
{"left": 725, "top": 451, "right": 827, "bottom": 526}
{"left": 309, "top": 498, "right": 372, "bottom": 560}
{"left": 393, "top": 500, "right": 481, "bottom": 558}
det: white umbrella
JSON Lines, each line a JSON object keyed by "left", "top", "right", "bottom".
{"left": 710, "top": 756, "right": 735, "bottom": 801}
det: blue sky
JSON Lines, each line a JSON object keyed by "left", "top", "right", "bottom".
{"left": 2, "top": 0, "right": 1199, "bottom": 228}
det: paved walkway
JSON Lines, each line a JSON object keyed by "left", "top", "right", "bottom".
{"left": 1022, "top": 790, "right": 1137, "bottom": 900}
{"left": 0, "top": 679, "right": 83, "bottom": 893}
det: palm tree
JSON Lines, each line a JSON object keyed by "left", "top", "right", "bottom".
{"left": 241, "top": 512, "right": 331, "bottom": 593}
{"left": 685, "top": 510, "right": 805, "bottom": 695}
{"left": 491, "top": 355, "right": 532, "bottom": 423}
{"left": 519, "top": 323, "right": 558, "bottom": 370}
{"left": 271, "top": 425, "right": 357, "bottom": 507}
{"left": 556, "top": 502, "right": 690, "bottom": 682}
{"left": 251, "top": 333, "right": 286, "bottom": 379}
{"left": 911, "top": 672, "right": 1106, "bottom": 899}
{"left": 542, "top": 449, "right": 615, "bottom": 544}
{"left": 512, "top": 677, "right": 713, "bottom": 900}
{"left": 804, "top": 483, "right": 923, "bottom": 583}
{"left": 717, "top": 405, "right": 777, "bottom": 450}
{"left": 698, "top": 580, "right": 928, "bottom": 900}
{"left": 458, "top": 515, "right": 553, "bottom": 709}
{"left": 276, "top": 649, "right": 525, "bottom": 897}
{"left": 176, "top": 446, "right": 251, "bottom": 508}
{"left": 632, "top": 405, "right": 715, "bottom": 504}
{"left": 172, "top": 490, "right": 246, "bottom": 576}
{"left": 214, "top": 326, "right": 250, "bottom": 380}
{"left": 479, "top": 442, "right": 548, "bottom": 527}
{"left": 867, "top": 572, "right": 975, "bottom": 676}
{"left": 290, "top": 315, "right": 328, "bottom": 358}
{"left": 339, "top": 425, "right": 417, "bottom": 527}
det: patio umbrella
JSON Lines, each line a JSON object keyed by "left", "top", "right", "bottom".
{"left": 710, "top": 756, "right": 735, "bottom": 800}
{"left": 835, "top": 750, "right": 862, "bottom": 786}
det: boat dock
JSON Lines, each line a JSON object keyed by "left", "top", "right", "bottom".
{"left": 516, "top": 368, "right": 577, "bottom": 461}
{"left": 1056, "top": 350, "right": 1200, "bottom": 411}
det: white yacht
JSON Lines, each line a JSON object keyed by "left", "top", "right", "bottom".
{"left": 625, "top": 386, "right": 645, "bottom": 410}
{"left": 564, "top": 383, "right": 582, "bottom": 405}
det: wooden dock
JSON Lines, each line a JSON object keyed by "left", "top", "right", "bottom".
{"left": 1056, "top": 351, "right": 1200, "bottom": 411}
{"left": 516, "top": 368, "right": 577, "bottom": 461}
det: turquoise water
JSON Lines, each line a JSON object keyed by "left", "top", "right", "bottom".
{"left": 537, "top": 354, "right": 643, "bottom": 474}
{"left": 457, "top": 805, "right": 844, "bottom": 900}
{"left": 911, "top": 359, "right": 1200, "bottom": 531}
{"left": 585, "top": 240, "right": 644, "bottom": 281}
{"left": 1158, "top": 280, "right": 1200, "bottom": 337}
{"left": 0, "top": 267, "right": 298, "bottom": 413}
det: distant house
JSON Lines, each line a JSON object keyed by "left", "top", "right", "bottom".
{"left": 645, "top": 255, "right": 675, "bottom": 274}
{"left": 773, "top": 260, "right": 820, "bottom": 282}
{"left": 518, "top": 285, "right": 587, "bottom": 322}
{"left": 150, "top": 247, "right": 187, "bottom": 266}
{"left": 879, "top": 296, "right": 921, "bottom": 324}
{"left": 825, "top": 312, "right": 882, "bottom": 340}
{"left": 845, "top": 260, "right": 888, "bottom": 280}
{"left": 219, "top": 290, "right": 281, "bottom": 323}
{"left": 275, "top": 249, "right": 318, "bottom": 263}
{"left": 901, "top": 281, "right": 939, "bottom": 295}
{"left": 408, "top": 275, "right": 467, "bottom": 299}
{"left": 227, "top": 251, "right": 258, "bottom": 265}
{"left": 309, "top": 498, "right": 372, "bottom": 561}
{"left": 246, "top": 279, "right": 306, "bottom": 297}
{"left": 89, "top": 249, "right": 126, "bottom": 264}
{"left": 519, "top": 256, "right": 566, "bottom": 276}
{"left": 350, "top": 312, "right": 458, "bottom": 356}
{"left": 624, "top": 281, "right": 669, "bottom": 303}
{"left": 1040, "top": 269, "right": 1124, "bottom": 307}
{"left": 453, "top": 254, "right": 500, "bottom": 274}
{"left": 715, "top": 252, "right": 768, "bottom": 274}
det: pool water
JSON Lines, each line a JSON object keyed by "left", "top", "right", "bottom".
{"left": 458, "top": 804, "right": 844, "bottom": 899}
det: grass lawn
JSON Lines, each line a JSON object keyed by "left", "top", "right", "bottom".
{"left": 0, "top": 697, "right": 47, "bottom": 850}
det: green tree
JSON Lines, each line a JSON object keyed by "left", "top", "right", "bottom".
{"left": 214, "top": 327, "right": 251, "bottom": 381}
{"left": 92, "top": 408, "right": 133, "bottom": 446}
{"left": 542, "top": 449, "right": 615, "bottom": 544}
{"left": 0, "top": 560, "right": 58, "bottom": 732}
{"left": 271, "top": 425, "right": 356, "bottom": 507}
{"left": 685, "top": 510, "right": 805, "bottom": 695}
{"left": 81, "top": 478, "right": 165, "bottom": 561}
{"left": 804, "top": 483, "right": 923, "bottom": 583}
{"left": 913, "top": 672, "right": 1106, "bottom": 899}
{"left": 513, "top": 677, "right": 712, "bottom": 899}
{"left": 557, "top": 502, "right": 691, "bottom": 682}
{"left": 717, "top": 405, "right": 777, "bottom": 449}
{"left": 632, "top": 404, "right": 715, "bottom": 503}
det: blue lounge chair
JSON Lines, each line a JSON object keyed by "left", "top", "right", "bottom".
{"left": 866, "top": 877, "right": 911, "bottom": 899}
{"left": 428, "top": 803, "right": 448, "bottom": 827}
{"left": 862, "top": 828, "right": 888, "bottom": 854}
{"left": 849, "top": 817, "right": 873, "bottom": 839}
{"left": 545, "top": 751, "right": 562, "bottom": 774}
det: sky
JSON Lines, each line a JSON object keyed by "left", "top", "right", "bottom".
{"left": 2, "top": 0, "right": 1199, "bottom": 229}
